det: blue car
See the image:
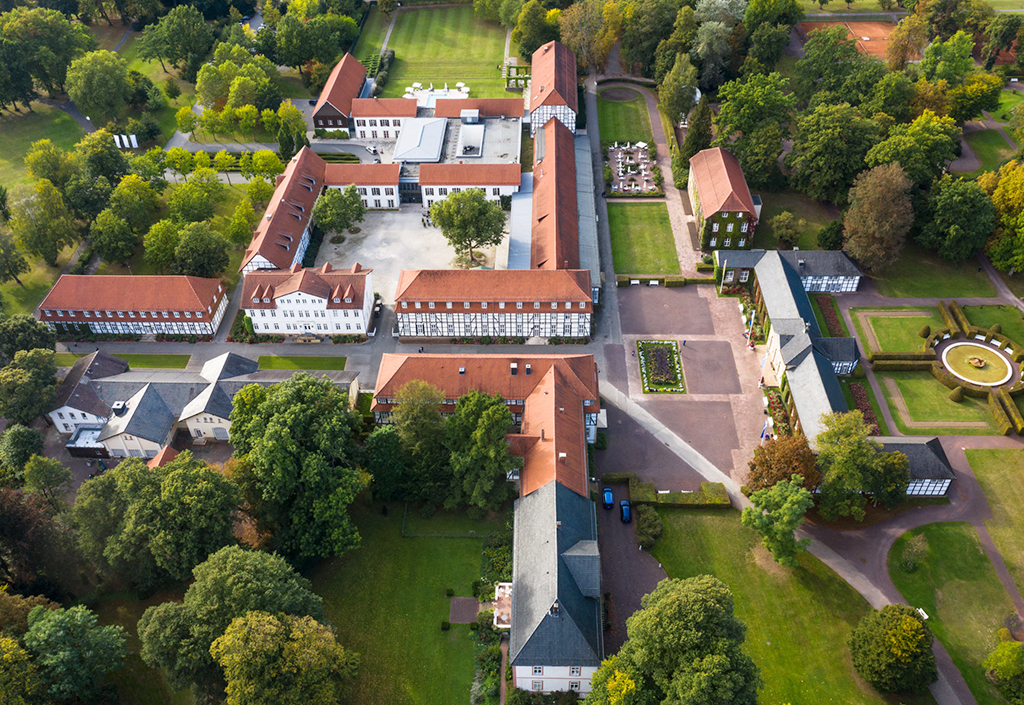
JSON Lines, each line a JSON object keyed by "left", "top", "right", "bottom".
{"left": 602, "top": 487, "right": 614, "bottom": 509}
{"left": 620, "top": 500, "right": 632, "bottom": 524}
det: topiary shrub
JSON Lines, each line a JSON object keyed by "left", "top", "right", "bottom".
{"left": 595, "top": 431, "right": 608, "bottom": 451}
{"left": 918, "top": 325, "right": 931, "bottom": 339}
{"left": 635, "top": 504, "right": 664, "bottom": 550}
{"left": 440, "top": 621, "right": 450, "bottom": 631}
{"left": 992, "top": 323, "right": 1002, "bottom": 335}
{"left": 445, "top": 588, "right": 454, "bottom": 596}
{"left": 949, "top": 386, "right": 964, "bottom": 402}
{"left": 851, "top": 365, "right": 867, "bottom": 379}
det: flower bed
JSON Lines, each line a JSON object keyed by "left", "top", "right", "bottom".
{"left": 764, "top": 388, "right": 792, "bottom": 436}
{"left": 847, "top": 381, "right": 880, "bottom": 435}
{"left": 637, "top": 340, "right": 685, "bottom": 393}
{"left": 816, "top": 295, "right": 845, "bottom": 337}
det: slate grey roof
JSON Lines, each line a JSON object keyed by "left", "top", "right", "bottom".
{"left": 778, "top": 250, "right": 861, "bottom": 278}
{"left": 814, "top": 337, "right": 859, "bottom": 364}
{"left": 575, "top": 136, "right": 600, "bottom": 295}
{"left": 713, "top": 249, "right": 765, "bottom": 270}
{"left": 98, "top": 384, "right": 176, "bottom": 444}
{"left": 200, "top": 352, "right": 259, "bottom": 382}
{"left": 54, "top": 351, "right": 129, "bottom": 417}
{"left": 179, "top": 383, "right": 234, "bottom": 421}
{"left": 875, "top": 437, "right": 955, "bottom": 480}
{"left": 755, "top": 254, "right": 819, "bottom": 332}
{"left": 510, "top": 482, "right": 603, "bottom": 668}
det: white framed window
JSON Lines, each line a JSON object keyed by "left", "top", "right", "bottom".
{"left": 499, "top": 302, "right": 505, "bottom": 309}
{"left": 381, "top": 119, "right": 390, "bottom": 127}
{"left": 516, "top": 302, "right": 523, "bottom": 309}
{"left": 428, "top": 302, "right": 435, "bottom": 309}
{"left": 724, "top": 238, "right": 731, "bottom": 247}
{"left": 712, "top": 222, "right": 719, "bottom": 232}
{"left": 533, "top": 667, "right": 543, "bottom": 676}
{"left": 425, "top": 187, "right": 434, "bottom": 195}
{"left": 372, "top": 187, "right": 381, "bottom": 196}
{"left": 570, "top": 667, "right": 581, "bottom": 677}
{"left": 550, "top": 302, "right": 557, "bottom": 309}
{"left": 741, "top": 222, "right": 748, "bottom": 233}
{"left": 724, "top": 271, "right": 735, "bottom": 283}
{"left": 532, "top": 681, "right": 543, "bottom": 691}
{"left": 388, "top": 199, "right": 394, "bottom": 208}
{"left": 709, "top": 237, "right": 717, "bottom": 247}
{"left": 726, "top": 222, "right": 734, "bottom": 232}
{"left": 570, "top": 681, "right": 580, "bottom": 692}
{"left": 738, "top": 239, "right": 746, "bottom": 247}
{"left": 579, "top": 302, "right": 585, "bottom": 309}
{"left": 446, "top": 302, "right": 452, "bottom": 309}
{"left": 369, "top": 119, "right": 377, "bottom": 127}
{"left": 439, "top": 187, "right": 448, "bottom": 195}
{"left": 492, "top": 187, "right": 499, "bottom": 196}
{"left": 464, "top": 302, "right": 470, "bottom": 309}
{"left": 374, "top": 199, "right": 381, "bottom": 208}
{"left": 394, "top": 119, "right": 401, "bottom": 126}
{"left": 739, "top": 270, "right": 750, "bottom": 283}
{"left": 385, "top": 187, "right": 394, "bottom": 195}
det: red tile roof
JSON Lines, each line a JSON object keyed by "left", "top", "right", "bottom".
{"left": 350, "top": 98, "right": 418, "bottom": 117}
{"left": 529, "top": 41, "right": 578, "bottom": 112}
{"left": 40, "top": 276, "right": 224, "bottom": 315}
{"left": 324, "top": 163, "right": 401, "bottom": 186}
{"left": 688, "top": 147, "right": 757, "bottom": 216}
{"left": 242, "top": 263, "right": 371, "bottom": 310}
{"left": 433, "top": 98, "right": 524, "bottom": 118}
{"left": 147, "top": 446, "right": 179, "bottom": 468}
{"left": 531, "top": 118, "right": 578, "bottom": 270}
{"left": 313, "top": 54, "right": 367, "bottom": 118}
{"left": 372, "top": 353, "right": 598, "bottom": 498}
{"left": 242, "top": 148, "right": 326, "bottom": 271}
{"left": 395, "top": 269, "right": 592, "bottom": 310}
{"left": 418, "top": 163, "right": 522, "bottom": 186}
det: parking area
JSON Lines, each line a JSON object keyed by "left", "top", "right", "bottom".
{"left": 618, "top": 286, "right": 714, "bottom": 335}
{"left": 678, "top": 340, "right": 742, "bottom": 395}
{"left": 314, "top": 209, "right": 460, "bottom": 304}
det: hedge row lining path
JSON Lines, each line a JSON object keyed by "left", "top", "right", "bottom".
{"left": 881, "top": 377, "right": 990, "bottom": 429}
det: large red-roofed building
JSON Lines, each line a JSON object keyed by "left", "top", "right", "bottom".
{"left": 687, "top": 147, "right": 760, "bottom": 251}
{"left": 312, "top": 54, "right": 367, "bottom": 130}
{"left": 528, "top": 41, "right": 578, "bottom": 136}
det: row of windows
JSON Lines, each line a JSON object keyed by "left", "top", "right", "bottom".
{"left": 363, "top": 199, "right": 395, "bottom": 208}
{"left": 708, "top": 237, "right": 745, "bottom": 248}
{"left": 44, "top": 308, "right": 206, "bottom": 319}
{"left": 254, "top": 321, "right": 362, "bottom": 332}
{"left": 424, "top": 187, "right": 502, "bottom": 197}
{"left": 711, "top": 221, "right": 749, "bottom": 233}
{"left": 358, "top": 187, "right": 395, "bottom": 196}
{"left": 355, "top": 119, "right": 401, "bottom": 127}
{"left": 253, "top": 308, "right": 359, "bottom": 317}
{"left": 722, "top": 270, "right": 750, "bottom": 284}
{"left": 532, "top": 667, "right": 583, "bottom": 676}
{"left": 401, "top": 301, "right": 586, "bottom": 310}
{"left": 57, "top": 411, "right": 95, "bottom": 421}
{"left": 358, "top": 130, "right": 393, "bottom": 139}
{"left": 530, "top": 681, "right": 580, "bottom": 692}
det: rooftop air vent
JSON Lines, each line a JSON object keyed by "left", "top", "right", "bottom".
{"left": 111, "top": 401, "right": 127, "bottom": 416}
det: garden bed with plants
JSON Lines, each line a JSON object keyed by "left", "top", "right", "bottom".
{"left": 815, "top": 295, "right": 846, "bottom": 337}
{"left": 846, "top": 381, "right": 881, "bottom": 434}
{"left": 637, "top": 340, "right": 685, "bottom": 394}
{"left": 764, "top": 388, "right": 793, "bottom": 436}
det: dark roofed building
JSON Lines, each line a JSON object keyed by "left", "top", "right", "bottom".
{"left": 876, "top": 437, "right": 955, "bottom": 496}
{"left": 50, "top": 351, "right": 130, "bottom": 433}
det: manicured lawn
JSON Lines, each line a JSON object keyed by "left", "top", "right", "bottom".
{"left": 310, "top": 501, "right": 500, "bottom": 705}
{"left": 607, "top": 202, "right": 680, "bottom": 275}
{"left": 877, "top": 371, "right": 995, "bottom": 435}
{"left": 652, "top": 508, "right": 935, "bottom": 705}
{"left": 757, "top": 190, "right": 839, "bottom": 251}
{"left": 87, "top": 22, "right": 129, "bottom": 51}
{"left": 964, "top": 305, "right": 1024, "bottom": 346}
{"left": 377, "top": 6, "right": 508, "bottom": 99}
{"left": 257, "top": 355, "right": 347, "bottom": 370}
{"left": 118, "top": 32, "right": 199, "bottom": 143}
{"left": 991, "top": 89, "right": 1024, "bottom": 123}
{"left": 597, "top": 88, "right": 654, "bottom": 145}
{"left": 890, "top": 523, "right": 1014, "bottom": 705}
{"left": 962, "top": 129, "right": 1015, "bottom": 176}
{"left": 352, "top": 5, "right": 391, "bottom": 63}
{"left": 850, "top": 307, "right": 941, "bottom": 353}
{"left": 874, "top": 243, "right": 996, "bottom": 298}
{"left": 90, "top": 586, "right": 192, "bottom": 705}
{"left": 54, "top": 352, "right": 82, "bottom": 366}
{"left": 520, "top": 134, "right": 533, "bottom": 172}
{"left": 839, "top": 378, "right": 892, "bottom": 436}
{"left": 0, "top": 101, "right": 84, "bottom": 186}
{"left": 0, "top": 245, "right": 76, "bottom": 317}
{"left": 121, "top": 354, "right": 191, "bottom": 369}
{"left": 966, "top": 449, "right": 1024, "bottom": 598}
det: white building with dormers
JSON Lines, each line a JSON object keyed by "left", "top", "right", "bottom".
{"left": 241, "top": 262, "right": 374, "bottom": 336}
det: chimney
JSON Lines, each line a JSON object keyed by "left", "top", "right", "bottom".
{"left": 541, "top": 428, "right": 545, "bottom": 441}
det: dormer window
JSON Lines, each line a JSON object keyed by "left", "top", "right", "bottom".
{"left": 252, "top": 297, "right": 259, "bottom": 303}
{"left": 345, "top": 297, "right": 352, "bottom": 303}
{"left": 263, "top": 297, "right": 270, "bottom": 303}
{"left": 334, "top": 297, "right": 341, "bottom": 303}
{"left": 459, "top": 367, "right": 465, "bottom": 375}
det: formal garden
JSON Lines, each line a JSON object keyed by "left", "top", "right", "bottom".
{"left": 607, "top": 202, "right": 680, "bottom": 275}
{"left": 596, "top": 87, "right": 654, "bottom": 145}
{"left": 636, "top": 339, "right": 686, "bottom": 393}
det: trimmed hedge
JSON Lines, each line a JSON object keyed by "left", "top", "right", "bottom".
{"left": 695, "top": 262, "right": 715, "bottom": 273}
{"left": 601, "top": 472, "right": 635, "bottom": 484}
{"left": 629, "top": 478, "right": 731, "bottom": 507}
{"left": 868, "top": 350, "right": 936, "bottom": 363}
{"left": 989, "top": 392, "right": 1014, "bottom": 435}
{"left": 871, "top": 360, "right": 935, "bottom": 372}
{"left": 929, "top": 363, "right": 990, "bottom": 398}
{"left": 615, "top": 275, "right": 715, "bottom": 287}
{"left": 938, "top": 301, "right": 958, "bottom": 331}
{"left": 924, "top": 328, "right": 959, "bottom": 350}
{"left": 998, "top": 387, "right": 1024, "bottom": 434}
{"left": 949, "top": 300, "right": 971, "bottom": 334}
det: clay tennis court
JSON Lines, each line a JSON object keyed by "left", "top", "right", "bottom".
{"left": 798, "top": 21, "right": 899, "bottom": 59}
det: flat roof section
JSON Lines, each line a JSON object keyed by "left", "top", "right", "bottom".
{"left": 575, "top": 135, "right": 600, "bottom": 298}
{"left": 507, "top": 172, "right": 534, "bottom": 270}
{"left": 392, "top": 117, "right": 448, "bottom": 163}
{"left": 441, "top": 118, "right": 521, "bottom": 164}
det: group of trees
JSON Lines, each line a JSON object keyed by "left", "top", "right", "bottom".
{"left": 0, "top": 316, "right": 58, "bottom": 426}
{"left": 366, "top": 384, "right": 522, "bottom": 515}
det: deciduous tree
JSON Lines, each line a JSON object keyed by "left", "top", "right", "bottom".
{"left": 22, "top": 456, "right": 71, "bottom": 510}
{"left": 886, "top": 14, "right": 929, "bottom": 72}
{"left": 0, "top": 635, "right": 45, "bottom": 705}
{"left": 850, "top": 604, "right": 937, "bottom": 693}
{"left": 744, "top": 0, "right": 802, "bottom": 32}
{"left": 865, "top": 111, "right": 960, "bottom": 187}
{"left": 143, "top": 219, "right": 181, "bottom": 273}
{"left": 24, "top": 141, "right": 82, "bottom": 193}
{"left": 66, "top": 50, "right": 131, "bottom": 124}
{"left": 0, "top": 229, "right": 28, "bottom": 290}
{"left": 74, "top": 130, "right": 129, "bottom": 185}
{"left": 747, "top": 435, "right": 822, "bottom": 491}
{"left": 920, "top": 30, "right": 975, "bottom": 84}
{"left": 0, "top": 424, "right": 43, "bottom": 476}
{"left": 0, "top": 349, "right": 57, "bottom": 425}
{"left": 679, "top": 96, "right": 713, "bottom": 165}
{"left": 794, "top": 26, "right": 861, "bottom": 100}
{"left": 171, "top": 222, "right": 229, "bottom": 278}
{"left": 844, "top": 164, "right": 913, "bottom": 272}
{"left": 920, "top": 175, "right": 995, "bottom": 263}
{"left": 741, "top": 473, "right": 813, "bottom": 567}
{"left": 226, "top": 198, "right": 258, "bottom": 246}
{"left": 10, "top": 179, "right": 76, "bottom": 267}
{"left": 445, "top": 391, "right": 520, "bottom": 513}
{"left": 107, "top": 174, "right": 158, "bottom": 233}
{"left": 947, "top": 72, "right": 1002, "bottom": 124}
{"left": 247, "top": 177, "right": 274, "bottom": 207}
{"left": 787, "top": 102, "right": 881, "bottom": 204}
{"left": 393, "top": 380, "right": 451, "bottom": 508}
{"left": 0, "top": 7, "right": 95, "bottom": 96}
{"left": 90, "top": 210, "right": 135, "bottom": 264}
{"left": 211, "top": 611, "right": 359, "bottom": 705}
{"left": 430, "top": 189, "right": 506, "bottom": 263}
{"left": 659, "top": 54, "right": 699, "bottom": 126}
{"left": 365, "top": 426, "right": 405, "bottom": 502}
{"left": 236, "top": 104, "right": 260, "bottom": 141}
{"left": 0, "top": 316, "right": 54, "bottom": 366}
{"left": 558, "top": 0, "right": 605, "bottom": 69}
{"left": 313, "top": 185, "right": 365, "bottom": 233}
{"left": 512, "top": 0, "right": 560, "bottom": 61}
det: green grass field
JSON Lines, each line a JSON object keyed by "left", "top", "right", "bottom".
{"left": 991, "top": 90, "right": 1024, "bottom": 123}
{"left": 353, "top": 5, "right": 391, "bottom": 63}
{"left": 964, "top": 305, "right": 1024, "bottom": 346}
{"left": 377, "top": 6, "right": 508, "bottom": 99}
{"left": 890, "top": 523, "right": 1014, "bottom": 705}
{"left": 607, "top": 202, "right": 680, "bottom": 275}
{"left": 0, "top": 245, "right": 77, "bottom": 317}
{"left": 757, "top": 190, "right": 839, "bottom": 251}
{"left": 877, "top": 371, "right": 995, "bottom": 435}
{"left": 257, "top": 356, "right": 347, "bottom": 370}
{"left": 117, "top": 32, "right": 196, "bottom": 143}
{"left": 121, "top": 354, "right": 191, "bottom": 369}
{"left": 310, "top": 501, "right": 500, "bottom": 705}
{"left": 0, "top": 101, "right": 85, "bottom": 186}
{"left": 874, "top": 243, "right": 997, "bottom": 298}
{"left": 966, "top": 449, "right": 1024, "bottom": 597}
{"left": 961, "top": 129, "right": 1016, "bottom": 176}
{"left": 597, "top": 88, "right": 654, "bottom": 145}
{"left": 849, "top": 307, "right": 941, "bottom": 353}
{"left": 652, "top": 508, "right": 935, "bottom": 705}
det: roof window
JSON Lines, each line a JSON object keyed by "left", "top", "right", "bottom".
{"left": 459, "top": 366, "right": 465, "bottom": 375}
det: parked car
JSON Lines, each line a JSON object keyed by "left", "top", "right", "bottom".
{"left": 602, "top": 487, "right": 614, "bottom": 509}
{"left": 619, "top": 500, "right": 631, "bottom": 524}
{"left": 365, "top": 145, "right": 378, "bottom": 154}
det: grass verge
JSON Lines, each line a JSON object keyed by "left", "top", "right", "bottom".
{"left": 597, "top": 88, "right": 654, "bottom": 145}
{"left": 961, "top": 129, "right": 1015, "bottom": 176}
{"left": 257, "top": 355, "right": 347, "bottom": 370}
{"left": 991, "top": 89, "right": 1024, "bottom": 123}
{"left": 121, "top": 354, "right": 191, "bottom": 369}
{"left": 757, "top": 190, "right": 839, "bottom": 251}
{"left": 965, "top": 449, "right": 1024, "bottom": 598}
{"left": 890, "top": 522, "right": 1014, "bottom": 705}
{"left": 849, "top": 307, "right": 941, "bottom": 353}
{"left": 607, "top": 202, "right": 680, "bottom": 275}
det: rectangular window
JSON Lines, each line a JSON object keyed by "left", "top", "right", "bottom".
{"left": 727, "top": 222, "right": 734, "bottom": 233}
{"left": 738, "top": 239, "right": 746, "bottom": 247}
{"left": 388, "top": 199, "right": 394, "bottom": 208}
{"left": 84, "top": 310, "right": 91, "bottom": 318}
{"left": 464, "top": 302, "right": 470, "bottom": 309}
{"left": 326, "top": 119, "right": 333, "bottom": 126}
{"left": 428, "top": 302, "right": 435, "bottom": 309}
{"left": 712, "top": 222, "right": 719, "bottom": 232}
{"left": 357, "top": 120, "right": 366, "bottom": 126}
{"left": 709, "top": 237, "right": 717, "bottom": 247}
{"left": 360, "top": 131, "right": 366, "bottom": 138}
{"left": 446, "top": 302, "right": 452, "bottom": 309}
{"left": 570, "top": 682, "right": 580, "bottom": 692}
{"left": 550, "top": 302, "right": 557, "bottom": 309}
{"left": 371, "top": 131, "right": 378, "bottom": 139}
{"left": 394, "top": 119, "right": 401, "bottom": 126}
{"left": 369, "top": 119, "right": 377, "bottom": 127}
{"left": 516, "top": 302, "right": 523, "bottom": 309}
{"left": 579, "top": 302, "right": 585, "bottom": 309}
{"left": 741, "top": 222, "right": 748, "bottom": 233}
{"left": 117, "top": 311, "right": 125, "bottom": 318}
{"left": 173, "top": 311, "right": 181, "bottom": 318}
{"left": 381, "top": 119, "right": 389, "bottom": 127}
{"left": 374, "top": 199, "right": 381, "bottom": 208}
{"left": 499, "top": 302, "right": 505, "bottom": 309}
{"left": 184, "top": 311, "right": 192, "bottom": 318}
{"left": 385, "top": 187, "right": 394, "bottom": 195}
{"left": 383, "top": 131, "right": 389, "bottom": 138}
{"left": 533, "top": 667, "right": 543, "bottom": 676}
{"left": 724, "top": 238, "right": 731, "bottom": 247}
{"left": 362, "top": 200, "right": 368, "bottom": 208}
{"left": 359, "top": 187, "right": 367, "bottom": 195}
{"left": 492, "top": 187, "right": 499, "bottom": 196}
{"left": 424, "top": 187, "right": 434, "bottom": 195}
{"left": 532, "top": 682, "right": 543, "bottom": 692}
{"left": 724, "top": 270, "right": 735, "bottom": 283}
{"left": 739, "top": 270, "right": 750, "bottom": 283}
{"left": 372, "top": 187, "right": 381, "bottom": 196}
{"left": 571, "top": 667, "right": 582, "bottom": 677}
{"left": 439, "top": 188, "right": 448, "bottom": 196}
{"left": 58, "top": 413, "right": 64, "bottom": 419}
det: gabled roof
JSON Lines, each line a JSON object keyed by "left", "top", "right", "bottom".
{"left": 324, "top": 163, "right": 401, "bottom": 185}
{"left": 814, "top": 337, "right": 859, "bottom": 364}
{"left": 241, "top": 263, "right": 371, "bottom": 310}
{"left": 529, "top": 41, "right": 578, "bottom": 112}
{"left": 875, "top": 437, "right": 955, "bottom": 480}
{"left": 242, "top": 148, "right": 326, "bottom": 271}
{"left": 54, "top": 351, "right": 128, "bottom": 416}
{"left": 531, "top": 118, "right": 578, "bottom": 270}
{"left": 179, "top": 382, "right": 234, "bottom": 421}
{"left": 510, "top": 481, "right": 602, "bottom": 667}
{"left": 394, "top": 269, "right": 592, "bottom": 307}
{"left": 40, "top": 276, "right": 223, "bottom": 314}
{"left": 688, "top": 147, "right": 757, "bottom": 216}
{"left": 146, "top": 446, "right": 179, "bottom": 468}
{"left": 98, "top": 384, "right": 175, "bottom": 444}
{"left": 779, "top": 250, "right": 862, "bottom": 278}
{"left": 199, "top": 352, "right": 259, "bottom": 382}
{"left": 391, "top": 117, "right": 447, "bottom": 162}
{"left": 433, "top": 98, "right": 525, "bottom": 118}
{"left": 418, "top": 163, "right": 521, "bottom": 186}
{"left": 350, "top": 97, "right": 418, "bottom": 117}
{"left": 313, "top": 53, "right": 367, "bottom": 118}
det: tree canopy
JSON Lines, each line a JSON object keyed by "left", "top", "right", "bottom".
{"left": 0, "top": 315, "right": 54, "bottom": 366}
{"left": 429, "top": 189, "right": 506, "bottom": 263}
{"left": 850, "top": 604, "right": 938, "bottom": 694}
{"left": 313, "top": 185, "right": 365, "bottom": 234}
{"left": 844, "top": 163, "right": 914, "bottom": 272}
{"left": 0, "top": 349, "right": 57, "bottom": 425}
{"left": 746, "top": 435, "right": 821, "bottom": 491}
{"left": 741, "top": 473, "right": 813, "bottom": 567}
{"left": 445, "top": 391, "right": 520, "bottom": 513}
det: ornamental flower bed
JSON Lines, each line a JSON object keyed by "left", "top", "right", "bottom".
{"left": 816, "top": 295, "right": 845, "bottom": 337}
{"left": 637, "top": 340, "right": 686, "bottom": 393}
{"left": 764, "top": 388, "right": 792, "bottom": 436}
{"left": 847, "top": 382, "right": 880, "bottom": 435}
